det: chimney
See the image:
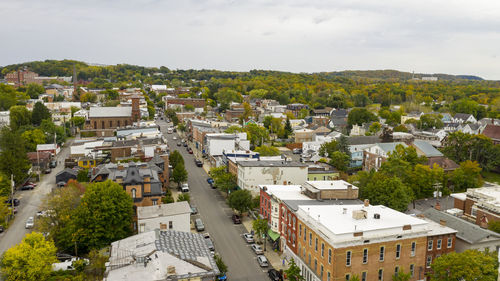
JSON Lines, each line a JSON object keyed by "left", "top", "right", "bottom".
{"left": 439, "top": 219, "right": 446, "bottom": 226}
{"left": 435, "top": 201, "right": 441, "bottom": 211}
{"left": 479, "top": 215, "right": 489, "bottom": 229}
{"left": 117, "top": 164, "right": 124, "bottom": 171}
{"left": 364, "top": 199, "right": 370, "bottom": 207}
{"left": 342, "top": 208, "right": 347, "bottom": 214}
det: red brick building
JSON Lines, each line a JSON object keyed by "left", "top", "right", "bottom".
{"left": 5, "top": 69, "right": 39, "bottom": 86}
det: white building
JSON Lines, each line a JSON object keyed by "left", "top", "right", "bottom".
{"left": 205, "top": 133, "right": 249, "bottom": 156}
{"left": 137, "top": 202, "right": 191, "bottom": 234}
{"left": 0, "top": 111, "right": 9, "bottom": 127}
{"left": 237, "top": 161, "right": 308, "bottom": 195}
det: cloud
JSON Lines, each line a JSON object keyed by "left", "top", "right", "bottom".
{"left": 1, "top": 0, "right": 500, "bottom": 79}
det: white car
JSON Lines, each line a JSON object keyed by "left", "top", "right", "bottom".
{"left": 251, "top": 244, "right": 263, "bottom": 255}
{"left": 257, "top": 255, "right": 268, "bottom": 267}
{"left": 243, "top": 233, "right": 254, "bottom": 243}
{"left": 181, "top": 183, "right": 189, "bottom": 193}
{"left": 173, "top": 136, "right": 178, "bottom": 140}
{"left": 25, "top": 217, "right": 34, "bottom": 229}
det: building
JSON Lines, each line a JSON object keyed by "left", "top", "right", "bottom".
{"left": 137, "top": 201, "right": 191, "bottom": 233}
{"left": 290, "top": 203, "right": 430, "bottom": 281}
{"left": 27, "top": 151, "right": 52, "bottom": 171}
{"left": 401, "top": 112, "right": 424, "bottom": 124}
{"left": 37, "top": 143, "right": 60, "bottom": 155}
{"left": 482, "top": 124, "right": 500, "bottom": 144}
{"left": 452, "top": 113, "right": 477, "bottom": 124}
{"left": 287, "top": 103, "right": 309, "bottom": 117}
{"left": 164, "top": 97, "right": 206, "bottom": 109}
{"left": 237, "top": 161, "right": 308, "bottom": 195}
{"left": 419, "top": 218, "right": 457, "bottom": 277}
{"left": 105, "top": 229, "right": 220, "bottom": 281}
{"left": 363, "top": 142, "right": 407, "bottom": 171}
{"left": 307, "top": 163, "right": 339, "bottom": 181}
{"left": 0, "top": 111, "right": 10, "bottom": 127}
{"left": 451, "top": 184, "right": 500, "bottom": 226}
{"left": 87, "top": 95, "right": 140, "bottom": 137}
{"left": 55, "top": 168, "right": 79, "bottom": 185}
{"left": 295, "top": 128, "right": 314, "bottom": 143}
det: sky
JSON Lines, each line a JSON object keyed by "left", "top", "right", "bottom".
{"left": 1, "top": 0, "right": 500, "bottom": 79}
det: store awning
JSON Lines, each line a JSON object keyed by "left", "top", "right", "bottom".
{"left": 267, "top": 229, "right": 280, "bottom": 241}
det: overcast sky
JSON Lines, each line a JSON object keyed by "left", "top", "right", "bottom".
{"left": 1, "top": 0, "right": 500, "bottom": 79}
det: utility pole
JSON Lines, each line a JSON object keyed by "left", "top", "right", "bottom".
{"left": 10, "top": 174, "right": 14, "bottom": 213}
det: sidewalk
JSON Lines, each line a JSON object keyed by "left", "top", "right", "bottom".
{"left": 241, "top": 215, "right": 289, "bottom": 272}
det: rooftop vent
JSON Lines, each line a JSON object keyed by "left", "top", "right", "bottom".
{"left": 374, "top": 213, "right": 381, "bottom": 219}
{"left": 352, "top": 209, "right": 367, "bottom": 220}
{"left": 364, "top": 199, "right": 370, "bottom": 207}
{"left": 342, "top": 208, "right": 347, "bottom": 214}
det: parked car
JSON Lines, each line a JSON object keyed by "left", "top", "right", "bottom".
{"left": 293, "top": 148, "right": 302, "bottom": 154}
{"left": 195, "top": 218, "right": 205, "bottom": 232}
{"left": 232, "top": 214, "right": 242, "bottom": 224}
{"left": 251, "top": 244, "right": 263, "bottom": 255}
{"left": 49, "top": 160, "right": 57, "bottom": 168}
{"left": 173, "top": 136, "right": 178, "bottom": 140}
{"left": 190, "top": 205, "right": 198, "bottom": 215}
{"left": 20, "top": 183, "right": 35, "bottom": 190}
{"left": 204, "top": 237, "right": 215, "bottom": 251}
{"left": 44, "top": 168, "right": 52, "bottom": 174}
{"left": 243, "top": 233, "right": 254, "bottom": 243}
{"left": 207, "top": 178, "right": 214, "bottom": 184}
{"left": 183, "top": 142, "right": 188, "bottom": 147}
{"left": 5, "top": 198, "right": 20, "bottom": 206}
{"left": 257, "top": 255, "right": 268, "bottom": 267}
{"left": 188, "top": 148, "right": 193, "bottom": 154}
{"left": 25, "top": 217, "right": 34, "bottom": 229}
{"left": 0, "top": 225, "right": 4, "bottom": 233}
{"left": 268, "top": 269, "right": 283, "bottom": 281}
{"left": 195, "top": 159, "right": 203, "bottom": 167}
{"left": 181, "top": 183, "right": 190, "bottom": 193}
{"left": 23, "top": 181, "right": 37, "bottom": 187}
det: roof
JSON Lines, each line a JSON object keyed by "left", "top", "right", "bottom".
{"left": 238, "top": 160, "right": 307, "bottom": 168}
{"left": 304, "top": 180, "right": 358, "bottom": 190}
{"left": 137, "top": 201, "right": 191, "bottom": 220}
{"left": 89, "top": 107, "right": 132, "bottom": 118}
{"left": 422, "top": 208, "right": 500, "bottom": 244}
{"left": 37, "top": 143, "right": 57, "bottom": 150}
{"left": 347, "top": 136, "right": 379, "bottom": 145}
{"left": 56, "top": 168, "right": 78, "bottom": 177}
{"left": 283, "top": 199, "right": 362, "bottom": 212}
{"left": 454, "top": 113, "right": 473, "bottom": 120}
{"left": 106, "top": 230, "right": 219, "bottom": 281}
{"left": 260, "top": 185, "right": 307, "bottom": 200}
{"left": 427, "top": 156, "right": 459, "bottom": 171}
{"left": 482, "top": 124, "right": 500, "bottom": 140}
{"left": 151, "top": 85, "right": 167, "bottom": 91}
{"left": 376, "top": 142, "right": 407, "bottom": 153}
{"left": 412, "top": 140, "right": 443, "bottom": 157}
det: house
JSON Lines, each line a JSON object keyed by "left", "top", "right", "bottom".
{"left": 422, "top": 208, "right": 500, "bottom": 252}
{"left": 349, "top": 144, "right": 373, "bottom": 168}
{"left": 37, "top": 143, "right": 60, "bottom": 155}
{"left": 237, "top": 161, "right": 308, "bottom": 195}
{"left": 459, "top": 123, "right": 482, "bottom": 135}
{"left": 363, "top": 142, "right": 408, "bottom": 171}
{"left": 55, "top": 168, "right": 78, "bottom": 185}
{"left": 401, "top": 112, "right": 423, "bottom": 124}
{"left": 411, "top": 140, "right": 443, "bottom": 158}
{"left": 451, "top": 184, "right": 500, "bottom": 226}
{"left": 151, "top": 85, "right": 168, "bottom": 93}
{"left": 105, "top": 229, "right": 220, "bottom": 281}
{"left": 294, "top": 128, "right": 314, "bottom": 143}
{"left": 478, "top": 118, "right": 500, "bottom": 127}
{"left": 311, "top": 107, "right": 332, "bottom": 117}
{"left": 286, "top": 103, "right": 308, "bottom": 117}
{"left": 0, "top": 111, "right": 10, "bottom": 127}
{"left": 419, "top": 217, "right": 458, "bottom": 276}
{"left": 440, "top": 113, "right": 452, "bottom": 123}
{"left": 329, "top": 109, "right": 348, "bottom": 131}
{"left": 27, "top": 151, "right": 52, "bottom": 170}
{"left": 481, "top": 124, "right": 500, "bottom": 144}
{"left": 307, "top": 162, "right": 339, "bottom": 181}
{"left": 427, "top": 157, "right": 459, "bottom": 172}
{"left": 452, "top": 113, "right": 477, "bottom": 124}
{"left": 137, "top": 201, "right": 191, "bottom": 233}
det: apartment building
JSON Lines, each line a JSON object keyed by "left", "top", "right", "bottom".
{"left": 451, "top": 184, "right": 500, "bottom": 226}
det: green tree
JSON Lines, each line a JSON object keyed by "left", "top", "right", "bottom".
{"left": 245, "top": 123, "right": 268, "bottom": 146}
{"left": 407, "top": 164, "right": 445, "bottom": 199}
{"left": 361, "top": 174, "right": 412, "bottom": 212}
{"left": 0, "top": 232, "right": 57, "bottom": 281}
{"left": 214, "top": 254, "right": 228, "bottom": 277}
{"left": 71, "top": 116, "right": 86, "bottom": 128}
{"left": 165, "top": 109, "right": 179, "bottom": 125}
{"left": 86, "top": 249, "right": 108, "bottom": 280}
{"left": 252, "top": 218, "right": 269, "bottom": 243}
{"left": 214, "top": 88, "right": 242, "bottom": 111}
{"left": 254, "top": 145, "right": 281, "bottom": 156}
{"left": 430, "top": 250, "right": 498, "bottom": 281}
{"left": 393, "top": 124, "right": 408, "bottom": 132}
{"left": 9, "top": 105, "right": 31, "bottom": 131}
{"left": 284, "top": 258, "right": 304, "bottom": 281}
{"left": 31, "top": 102, "right": 51, "bottom": 126}
{"left": 162, "top": 190, "right": 175, "bottom": 204}
{"left": 228, "top": 189, "right": 252, "bottom": 214}
{"left": 248, "top": 89, "right": 268, "bottom": 99}
{"left": 319, "top": 139, "right": 339, "bottom": 157}
{"left": 72, "top": 180, "right": 133, "bottom": 254}
{"left": 451, "top": 160, "right": 483, "bottom": 191}
{"left": 177, "top": 193, "right": 190, "bottom": 203}
{"left": 329, "top": 151, "right": 350, "bottom": 172}
{"left": 184, "top": 104, "right": 195, "bottom": 111}
{"left": 225, "top": 125, "right": 244, "bottom": 133}
{"left": 347, "top": 108, "right": 377, "bottom": 126}
{"left": 488, "top": 221, "right": 500, "bottom": 234}
{"left": 0, "top": 127, "right": 30, "bottom": 184}
{"left": 352, "top": 93, "right": 371, "bottom": 107}
{"left": 209, "top": 166, "right": 227, "bottom": 181}
{"left": 418, "top": 114, "right": 443, "bottom": 130}
{"left": 284, "top": 118, "right": 293, "bottom": 138}
{"left": 215, "top": 172, "right": 237, "bottom": 194}
{"left": 0, "top": 84, "right": 28, "bottom": 110}
{"left": 0, "top": 196, "right": 10, "bottom": 226}
{"left": 367, "top": 122, "right": 381, "bottom": 135}
{"left": 169, "top": 150, "right": 184, "bottom": 169}
{"left": 21, "top": 129, "right": 46, "bottom": 152}
{"left": 392, "top": 269, "right": 411, "bottom": 281}
{"left": 26, "top": 83, "right": 45, "bottom": 99}
{"left": 0, "top": 173, "right": 11, "bottom": 197}
{"left": 240, "top": 102, "right": 253, "bottom": 122}
{"left": 77, "top": 169, "right": 89, "bottom": 182}
{"left": 172, "top": 163, "right": 188, "bottom": 187}
{"left": 40, "top": 119, "right": 66, "bottom": 144}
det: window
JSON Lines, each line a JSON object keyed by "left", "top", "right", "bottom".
{"left": 378, "top": 269, "right": 383, "bottom": 281}
{"left": 109, "top": 121, "right": 113, "bottom": 127}
{"left": 299, "top": 224, "right": 302, "bottom": 237}
{"left": 345, "top": 274, "right": 350, "bottom": 281}
{"left": 428, "top": 240, "right": 433, "bottom": 251}
{"left": 139, "top": 223, "right": 145, "bottom": 233}
{"left": 303, "top": 247, "right": 306, "bottom": 258}
{"left": 426, "top": 256, "right": 432, "bottom": 268}
{"left": 308, "top": 254, "right": 311, "bottom": 265}
{"left": 361, "top": 272, "right": 367, "bottom": 281}
{"left": 309, "top": 233, "right": 312, "bottom": 246}
{"left": 409, "top": 264, "right": 414, "bottom": 277}
{"left": 396, "top": 244, "right": 401, "bottom": 259}
{"left": 328, "top": 249, "right": 332, "bottom": 264}
{"left": 125, "top": 120, "right": 128, "bottom": 126}
{"left": 293, "top": 217, "right": 296, "bottom": 229}
{"left": 346, "top": 251, "right": 352, "bottom": 266}
{"left": 94, "top": 121, "right": 97, "bottom": 128}
{"left": 320, "top": 265, "right": 324, "bottom": 277}
{"left": 411, "top": 242, "right": 416, "bottom": 256}
{"left": 447, "top": 237, "right": 452, "bottom": 248}
{"left": 394, "top": 266, "right": 399, "bottom": 276}
{"left": 152, "top": 199, "right": 158, "bottom": 205}
{"left": 101, "top": 121, "right": 105, "bottom": 128}
{"left": 363, "top": 248, "right": 368, "bottom": 264}
{"left": 379, "top": 246, "right": 385, "bottom": 261}
{"left": 437, "top": 239, "right": 442, "bottom": 249}
{"left": 327, "top": 272, "right": 331, "bottom": 281}
{"left": 314, "top": 259, "right": 317, "bottom": 271}
{"left": 117, "top": 120, "right": 120, "bottom": 127}
{"left": 131, "top": 188, "right": 137, "bottom": 198}
{"left": 168, "top": 221, "right": 173, "bottom": 229}
{"left": 321, "top": 243, "right": 325, "bottom": 257}
{"left": 315, "top": 238, "right": 318, "bottom": 251}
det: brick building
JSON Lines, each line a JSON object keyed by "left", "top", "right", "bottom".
{"left": 5, "top": 69, "right": 39, "bottom": 86}
{"left": 451, "top": 184, "right": 500, "bottom": 227}
{"left": 165, "top": 97, "right": 206, "bottom": 108}
{"left": 87, "top": 95, "right": 140, "bottom": 136}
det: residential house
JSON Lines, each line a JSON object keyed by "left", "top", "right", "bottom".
{"left": 481, "top": 124, "right": 500, "bottom": 144}
{"left": 349, "top": 144, "right": 374, "bottom": 168}
{"left": 312, "top": 107, "right": 332, "bottom": 117}
{"left": 440, "top": 113, "right": 452, "bottom": 123}
{"left": 411, "top": 140, "right": 443, "bottom": 158}
{"left": 363, "top": 142, "right": 408, "bottom": 171}
{"left": 452, "top": 113, "right": 477, "bottom": 124}
{"left": 307, "top": 162, "right": 339, "bottom": 181}
{"left": 329, "top": 109, "right": 348, "bottom": 131}
{"left": 478, "top": 118, "right": 500, "bottom": 127}
{"left": 137, "top": 201, "right": 191, "bottom": 233}
{"left": 105, "top": 230, "right": 220, "bottom": 281}
{"left": 37, "top": 143, "right": 60, "bottom": 156}
{"left": 401, "top": 112, "right": 423, "bottom": 124}
{"left": 419, "top": 217, "right": 458, "bottom": 276}
{"left": 458, "top": 123, "right": 482, "bottom": 135}
{"left": 55, "top": 168, "right": 78, "bottom": 185}
{"left": 295, "top": 128, "right": 314, "bottom": 143}
{"left": 287, "top": 103, "right": 309, "bottom": 117}
{"left": 27, "top": 151, "right": 52, "bottom": 171}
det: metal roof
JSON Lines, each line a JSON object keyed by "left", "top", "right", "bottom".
{"left": 89, "top": 107, "right": 132, "bottom": 118}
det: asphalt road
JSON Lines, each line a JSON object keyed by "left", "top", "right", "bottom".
{"left": 0, "top": 140, "right": 72, "bottom": 255}
{"left": 157, "top": 120, "right": 269, "bottom": 281}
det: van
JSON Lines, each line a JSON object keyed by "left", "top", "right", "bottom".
{"left": 167, "top": 128, "right": 173, "bottom": 134}
{"left": 181, "top": 183, "right": 189, "bottom": 193}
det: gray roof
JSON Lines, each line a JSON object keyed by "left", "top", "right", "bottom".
{"left": 238, "top": 160, "right": 308, "bottom": 168}
{"left": 413, "top": 140, "right": 443, "bottom": 157}
{"left": 347, "top": 136, "right": 380, "bottom": 145}
{"left": 138, "top": 201, "right": 191, "bottom": 220}
{"left": 89, "top": 106, "right": 132, "bottom": 118}
{"left": 56, "top": 168, "right": 78, "bottom": 177}
{"left": 283, "top": 199, "right": 362, "bottom": 212}
{"left": 454, "top": 113, "right": 473, "bottom": 120}
{"left": 422, "top": 208, "right": 500, "bottom": 244}
{"left": 376, "top": 142, "right": 407, "bottom": 153}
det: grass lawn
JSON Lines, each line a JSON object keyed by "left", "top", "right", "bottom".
{"left": 482, "top": 171, "right": 500, "bottom": 184}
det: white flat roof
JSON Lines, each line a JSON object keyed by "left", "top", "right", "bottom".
{"left": 260, "top": 185, "right": 309, "bottom": 201}
{"left": 306, "top": 180, "right": 358, "bottom": 190}
{"left": 451, "top": 193, "right": 467, "bottom": 201}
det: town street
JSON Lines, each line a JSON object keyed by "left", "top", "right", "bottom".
{"left": 0, "top": 140, "right": 72, "bottom": 255}
{"left": 157, "top": 120, "right": 269, "bottom": 281}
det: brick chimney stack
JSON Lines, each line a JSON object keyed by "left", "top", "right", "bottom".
{"left": 131, "top": 94, "right": 141, "bottom": 122}
{"left": 435, "top": 201, "right": 441, "bottom": 211}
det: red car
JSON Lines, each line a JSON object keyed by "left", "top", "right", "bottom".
{"left": 188, "top": 148, "right": 193, "bottom": 154}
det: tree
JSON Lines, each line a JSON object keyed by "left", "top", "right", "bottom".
{"left": 172, "top": 163, "right": 188, "bottom": 187}
{"left": 86, "top": 249, "right": 108, "bottom": 280}
{"left": 214, "top": 88, "right": 242, "bottom": 111}
{"left": 177, "top": 193, "right": 190, "bottom": 203}
{"left": 347, "top": 108, "right": 377, "bottom": 126}
{"left": 0, "top": 196, "right": 10, "bottom": 227}
{"left": 0, "top": 127, "right": 30, "bottom": 184}
{"left": 162, "top": 189, "right": 175, "bottom": 204}
{"left": 430, "top": 250, "right": 498, "bottom": 281}
{"left": 80, "top": 92, "right": 97, "bottom": 103}
{"left": 225, "top": 125, "right": 244, "bottom": 133}
{"left": 26, "top": 83, "right": 45, "bottom": 99}
{"left": 488, "top": 221, "right": 500, "bottom": 234}
{"left": 77, "top": 169, "right": 89, "bottom": 182}
{"left": 252, "top": 218, "right": 269, "bottom": 243}
{"left": 245, "top": 123, "right": 269, "bottom": 146}
{"left": 393, "top": 124, "right": 408, "bottom": 132}
{"left": 284, "top": 118, "right": 293, "bottom": 138}
{"left": 169, "top": 150, "right": 184, "bottom": 169}
{"left": 240, "top": 102, "right": 253, "bottom": 122}
{"left": 214, "top": 254, "right": 228, "bottom": 277}
{"left": 418, "top": 114, "right": 443, "bottom": 130}
{"left": 215, "top": 172, "right": 237, "bottom": 194}
{"left": 21, "top": 129, "right": 46, "bottom": 152}
{"left": 9, "top": 105, "right": 31, "bottom": 131}
{"left": 31, "top": 102, "right": 51, "bottom": 126}
{"left": 184, "top": 104, "right": 195, "bottom": 111}
{"left": 451, "top": 160, "right": 483, "bottom": 191}
{"left": 0, "top": 173, "right": 11, "bottom": 197}
{"left": 209, "top": 166, "right": 227, "bottom": 181}
{"left": 0, "top": 84, "right": 28, "bottom": 110}
{"left": 392, "top": 269, "right": 411, "bottom": 281}
{"left": 71, "top": 116, "right": 86, "bottom": 128}
{"left": 165, "top": 109, "right": 179, "bottom": 125}
{"left": 0, "top": 232, "right": 57, "bottom": 281}
{"left": 72, "top": 180, "right": 133, "bottom": 254}
{"left": 228, "top": 189, "right": 252, "bottom": 214}
{"left": 407, "top": 164, "right": 445, "bottom": 199}
{"left": 361, "top": 174, "right": 413, "bottom": 212}
{"left": 284, "top": 258, "right": 304, "bottom": 281}
{"left": 329, "top": 151, "right": 350, "bottom": 172}
{"left": 352, "top": 93, "right": 371, "bottom": 107}
{"left": 367, "top": 122, "right": 381, "bottom": 135}
{"left": 255, "top": 145, "right": 281, "bottom": 156}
